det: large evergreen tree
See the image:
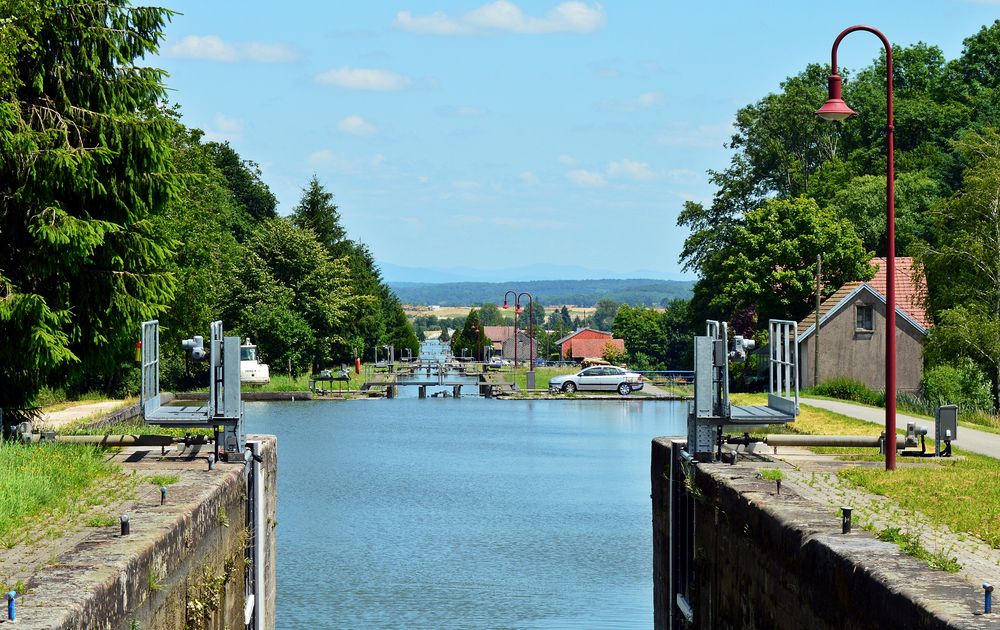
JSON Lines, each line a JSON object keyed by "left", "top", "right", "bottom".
{"left": 0, "top": 1, "right": 179, "bottom": 420}
{"left": 291, "top": 174, "right": 346, "bottom": 250}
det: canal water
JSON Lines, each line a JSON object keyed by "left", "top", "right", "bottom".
{"left": 245, "top": 360, "right": 686, "bottom": 628}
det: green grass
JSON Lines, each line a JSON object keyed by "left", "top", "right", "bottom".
{"left": 510, "top": 366, "right": 578, "bottom": 390}
{"left": 841, "top": 451, "right": 1000, "bottom": 548}
{"left": 147, "top": 474, "right": 179, "bottom": 486}
{"left": 32, "top": 387, "right": 118, "bottom": 409}
{"left": 0, "top": 442, "right": 117, "bottom": 540}
{"left": 732, "top": 392, "right": 1000, "bottom": 549}
{"left": 875, "top": 526, "right": 962, "bottom": 572}
{"left": 64, "top": 418, "right": 213, "bottom": 438}
{"left": 758, "top": 468, "right": 784, "bottom": 481}
{"left": 84, "top": 514, "right": 119, "bottom": 527}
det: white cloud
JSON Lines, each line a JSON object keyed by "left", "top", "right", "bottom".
{"left": 608, "top": 159, "right": 654, "bottom": 181}
{"left": 371, "top": 154, "right": 386, "bottom": 167}
{"left": 395, "top": 1, "right": 606, "bottom": 36}
{"left": 452, "top": 180, "right": 481, "bottom": 189}
{"left": 418, "top": 176, "right": 430, "bottom": 184}
{"left": 567, "top": 169, "right": 606, "bottom": 187}
{"left": 337, "top": 115, "right": 378, "bottom": 136}
{"left": 519, "top": 171, "right": 539, "bottom": 184}
{"left": 203, "top": 113, "right": 244, "bottom": 142}
{"left": 316, "top": 67, "right": 410, "bottom": 91}
{"left": 167, "top": 35, "right": 297, "bottom": 63}
{"left": 558, "top": 154, "right": 577, "bottom": 165}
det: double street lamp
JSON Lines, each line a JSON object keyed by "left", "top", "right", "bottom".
{"left": 816, "top": 25, "right": 897, "bottom": 471}
{"left": 502, "top": 291, "right": 536, "bottom": 388}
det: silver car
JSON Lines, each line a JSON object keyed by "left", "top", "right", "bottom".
{"left": 549, "top": 366, "right": 644, "bottom": 395}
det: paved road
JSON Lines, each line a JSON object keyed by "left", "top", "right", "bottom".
{"left": 39, "top": 400, "right": 126, "bottom": 429}
{"left": 801, "top": 397, "right": 1000, "bottom": 459}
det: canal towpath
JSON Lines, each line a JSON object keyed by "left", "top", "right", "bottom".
{"left": 801, "top": 397, "right": 1000, "bottom": 460}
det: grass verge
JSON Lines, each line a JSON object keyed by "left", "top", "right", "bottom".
{"left": 0, "top": 442, "right": 117, "bottom": 540}
{"left": 731, "top": 392, "right": 1000, "bottom": 550}
{"left": 510, "top": 366, "right": 578, "bottom": 390}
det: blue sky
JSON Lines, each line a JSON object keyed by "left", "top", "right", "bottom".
{"left": 155, "top": 1, "right": 1000, "bottom": 281}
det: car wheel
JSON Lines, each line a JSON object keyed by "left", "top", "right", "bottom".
{"left": 562, "top": 381, "right": 577, "bottom": 393}
{"left": 618, "top": 382, "right": 631, "bottom": 396}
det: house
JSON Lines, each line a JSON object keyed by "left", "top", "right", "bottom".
{"left": 501, "top": 330, "right": 536, "bottom": 362}
{"left": 796, "top": 257, "right": 931, "bottom": 392}
{"left": 482, "top": 326, "right": 514, "bottom": 353}
{"left": 556, "top": 328, "right": 626, "bottom": 362}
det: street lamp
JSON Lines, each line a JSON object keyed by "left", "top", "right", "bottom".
{"left": 816, "top": 25, "right": 896, "bottom": 471}
{"left": 502, "top": 290, "right": 518, "bottom": 367}
{"left": 517, "top": 292, "right": 535, "bottom": 388}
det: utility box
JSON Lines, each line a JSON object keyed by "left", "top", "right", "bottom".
{"left": 935, "top": 404, "right": 958, "bottom": 456}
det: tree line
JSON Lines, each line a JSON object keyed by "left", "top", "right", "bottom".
{"left": 0, "top": 1, "right": 417, "bottom": 423}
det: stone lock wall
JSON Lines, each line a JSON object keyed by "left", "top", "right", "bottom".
{"left": 651, "top": 438, "right": 986, "bottom": 630}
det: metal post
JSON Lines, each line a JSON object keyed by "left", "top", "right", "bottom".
{"left": 841, "top": 506, "right": 852, "bottom": 534}
{"left": 821, "top": 25, "right": 896, "bottom": 470}
{"left": 815, "top": 254, "right": 821, "bottom": 387}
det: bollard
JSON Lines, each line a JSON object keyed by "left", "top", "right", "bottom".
{"left": 208, "top": 454, "right": 216, "bottom": 471}
{"left": 985, "top": 583, "right": 993, "bottom": 614}
{"left": 7, "top": 590, "right": 15, "bottom": 621}
{"left": 841, "top": 507, "right": 853, "bottom": 534}
{"left": 160, "top": 485, "right": 167, "bottom": 506}
{"left": 775, "top": 479, "right": 781, "bottom": 495}
{"left": 120, "top": 514, "right": 130, "bottom": 536}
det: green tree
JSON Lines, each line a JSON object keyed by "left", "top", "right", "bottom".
{"left": 591, "top": 299, "right": 620, "bottom": 331}
{"left": 153, "top": 127, "right": 245, "bottom": 388}
{"left": 223, "top": 219, "right": 355, "bottom": 374}
{"left": 920, "top": 128, "right": 1000, "bottom": 407}
{"left": 612, "top": 305, "right": 663, "bottom": 367}
{"left": 207, "top": 141, "right": 277, "bottom": 226}
{"left": 700, "top": 197, "right": 872, "bottom": 324}
{"left": 477, "top": 302, "right": 506, "bottom": 326}
{"left": 291, "top": 175, "right": 345, "bottom": 251}
{"left": 0, "top": 1, "right": 179, "bottom": 419}
{"left": 450, "top": 308, "right": 488, "bottom": 360}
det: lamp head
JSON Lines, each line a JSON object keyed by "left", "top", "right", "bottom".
{"left": 515, "top": 306, "right": 523, "bottom": 315}
{"left": 816, "top": 74, "right": 856, "bottom": 122}
{"left": 502, "top": 301, "right": 508, "bottom": 309}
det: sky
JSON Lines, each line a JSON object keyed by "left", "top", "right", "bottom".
{"left": 155, "top": 1, "right": 1000, "bottom": 282}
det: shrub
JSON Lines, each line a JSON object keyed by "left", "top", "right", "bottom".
{"left": 922, "top": 358, "right": 993, "bottom": 412}
{"left": 810, "top": 377, "right": 884, "bottom": 407}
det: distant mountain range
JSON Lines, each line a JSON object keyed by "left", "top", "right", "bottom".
{"left": 388, "top": 278, "right": 695, "bottom": 308}
{"left": 377, "top": 261, "right": 693, "bottom": 284}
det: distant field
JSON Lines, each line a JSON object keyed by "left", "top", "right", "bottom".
{"left": 405, "top": 305, "right": 598, "bottom": 321}
{"left": 391, "top": 278, "right": 694, "bottom": 307}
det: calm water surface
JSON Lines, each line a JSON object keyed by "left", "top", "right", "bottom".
{"left": 245, "top": 388, "right": 685, "bottom": 629}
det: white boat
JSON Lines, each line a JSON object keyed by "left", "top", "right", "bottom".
{"left": 240, "top": 338, "right": 270, "bottom": 385}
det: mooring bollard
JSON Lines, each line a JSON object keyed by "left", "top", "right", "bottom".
{"left": 120, "top": 514, "right": 130, "bottom": 536}
{"left": 842, "top": 507, "right": 853, "bottom": 534}
{"left": 985, "top": 583, "right": 993, "bottom": 614}
{"left": 160, "top": 485, "right": 167, "bottom": 506}
{"left": 7, "top": 590, "right": 15, "bottom": 621}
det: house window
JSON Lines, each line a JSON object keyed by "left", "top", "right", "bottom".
{"left": 856, "top": 304, "right": 874, "bottom": 332}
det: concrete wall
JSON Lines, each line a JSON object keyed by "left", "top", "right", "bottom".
{"left": 651, "top": 438, "right": 985, "bottom": 630}
{"left": 799, "top": 295, "right": 925, "bottom": 392}
{"left": 14, "top": 436, "right": 277, "bottom": 630}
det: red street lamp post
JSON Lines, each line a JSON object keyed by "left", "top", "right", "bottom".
{"left": 816, "top": 25, "right": 897, "bottom": 471}
{"left": 502, "top": 290, "right": 518, "bottom": 366}
{"left": 516, "top": 292, "right": 534, "bottom": 370}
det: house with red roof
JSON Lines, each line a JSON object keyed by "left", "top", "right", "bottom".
{"left": 796, "top": 257, "right": 931, "bottom": 392}
{"left": 556, "top": 328, "right": 626, "bottom": 362}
